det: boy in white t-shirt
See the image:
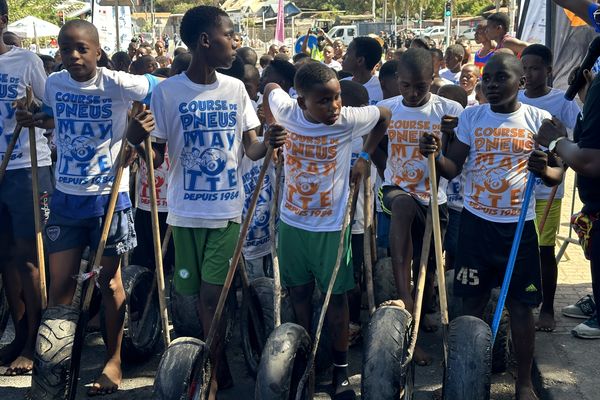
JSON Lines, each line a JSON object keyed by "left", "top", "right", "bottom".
{"left": 20, "top": 20, "right": 161, "bottom": 394}
{"left": 128, "top": 7, "right": 286, "bottom": 398}
{"left": 264, "top": 62, "right": 391, "bottom": 399}
{"left": 0, "top": 0, "right": 52, "bottom": 375}
{"left": 421, "top": 53, "right": 564, "bottom": 400}
{"left": 341, "top": 36, "right": 384, "bottom": 105}
{"left": 519, "top": 44, "right": 581, "bottom": 332}
{"left": 377, "top": 48, "right": 463, "bottom": 365}
{"left": 322, "top": 45, "right": 342, "bottom": 71}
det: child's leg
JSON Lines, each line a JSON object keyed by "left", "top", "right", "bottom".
{"left": 288, "top": 282, "right": 315, "bottom": 333}
{"left": 535, "top": 199, "right": 562, "bottom": 332}
{"left": 506, "top": 298, "right": 537, "bottom": 400}
{"left": 48, "top": 248, "right": 85, "bottom": 306}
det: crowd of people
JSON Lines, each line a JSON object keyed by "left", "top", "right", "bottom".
{"left": 0, "top": 0, "right": 599, "bottom": 399}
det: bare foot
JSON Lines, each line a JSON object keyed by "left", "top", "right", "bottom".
{"left": 0, "top": 340, "right": 24, "bottom": 366}
{"left": 4, "top": 354, "right": 33, "bottom": 375}
{"left": 421, "top": 313, "right": 439, "bottom": 333}
{"left": 535, "top": 311, "right": 556, "bottom": 332}
{"left": 380, "top": 299, "right": 406, "bottom": 309}
{"left": 413, "top": 345, "right": 432, "bottom": 366}
{"left": 516, "top": 385, "right": 539, "bottom": 400}
{"left": 87, "top": 359, "right": 122, "bottom": 396}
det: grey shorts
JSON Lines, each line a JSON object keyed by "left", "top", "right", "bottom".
{"left": 0, "top": 167, "right": 53, "bottom": 240}
{"left": 45, "top": 208, "right": 137, "bottom": 257}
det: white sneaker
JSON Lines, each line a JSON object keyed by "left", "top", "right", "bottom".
{"left": 571, "top": 315, "right": 600, "bottom": 339}
{"left": 562, "top": 295, "right": 595, "bottom": 319}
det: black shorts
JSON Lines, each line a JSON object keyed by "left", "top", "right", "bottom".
{"left": 130, "top": 209, "right": 175, "bottom": 271}
{"left": 380, "top": 185, "right": 448, "bottom": 268}
{"left": 454, "top": 209, "right": 542, "bottom": 307}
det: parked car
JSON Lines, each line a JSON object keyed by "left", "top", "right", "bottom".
{"left": 422, "top": 25, "right": 446, "bottom": 40}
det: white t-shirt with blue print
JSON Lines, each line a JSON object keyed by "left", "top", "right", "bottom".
{"left": 43, "top": 67, "right": 156, "bottom": 196}
{"left": 151, "top": 72, "right": 261, "bottom": 223}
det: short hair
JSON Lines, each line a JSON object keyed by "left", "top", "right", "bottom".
{"left": 410, "top": 37, "right": 430, "bottom": 50}
{"left": 156, "top": 55, "right": 169, "bottom": 67}
{"left": 353, "top": 36, "right": 383, "bottom": 70}
{"left": 111, "top": 51, "right": 131, "bottom": 66}
{"left": 294, "top": 62, "right": 338, "bottom": 96}
{"left": 269, "top": 59, "right": 296, "bottom": 86}
{"left": 153, "top": 67, "right": 170, "bottom": 78}
{"left": 59, "top": 19, "right": 99, "bottom": 46}
{"left": 259, "top": 54, "right": 273, "bottom": 68}
{"left": 521, "top": 44, "right": 553, "bottom": 66}
{"left": 170, "top": 52, "right": 192, "bottom": 75}
{"left": 462, "top": 63, "right": 480, "bottom": 76}
{"left": 0, "top": 0, "right": 7, "bottom": 16}
{"left": 38, "top": 54, "right": 54, "bottom": 64}
{"left": 274, "top": 53, "right": 289, "bottom": 62}
{"left": 446, "top": 44, "right": 465, "bottom": 58}
{"left": 430, "top": 48, "right": 443, "bottom": 61}
{"left": 340, "top": 80, "right": 369, "bottom": 107}
{"left": 379, "top": 60, "right": 399, "bottom": 80}
{"left": 487, "top": 12, "right": 510, "bottom": 31}
{"left": 3, "top": 31, "right": 21, "bottom": 47}
{"left": 174, "top": 47, "right": 188, "bottom": 57}
{"left": 243, "top": 64, "right": 259, "bottom": 82}
{"left": 437, "top": 85, "right": 468, "bottom": 108}
{"left": 98, "top": 49, "right": 114, "bottom": 69}
{"left": 485, "top": 53, "right": 524, "bottom": 76}
{"left": 292, "top": 52, "right": 310, "bottom": 63}
{"left": 237, "top": 47, "right": 258, "bottom": 66}
{"left": 337, "top": 70, "right": 352, "bottom": 79}
{"left": 397, "top": 48, "right": 433, "bottom": 78}
{"left": 180, "top": 6, "right": 229, "bottom": 50}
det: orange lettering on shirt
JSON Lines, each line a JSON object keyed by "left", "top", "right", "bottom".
{"left": 320, "top": 191, "right": 332, "bottom": 207}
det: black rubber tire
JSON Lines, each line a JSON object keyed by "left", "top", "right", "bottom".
{"left": 0, "top": 274, "right": 10, "bottom": 335}
{"left": 240, "top": 277, "right": 295, "bottom": 377}
{"left": 445, "top": 269, "right": 462, "bottom": 321}
{"left": 169, "top": 282, "right": 203, "bottom": 339}
{"left": 30, "top": 305, "right": 79, "bottom": 400}
{"left": 443, "top": 315, "right": 492, "bottom": 400}
{"left": 153, "top": 336, "right": 206, "bottom": 400}
{"left": 373, "top": 257, "right": 398, "bottom": 306}
{"left": 100, "top": 265, "right": 162, "bottom": 363}
{"left": 255, "top": 322, "right": 311, "bottom": 400}
{"left": 361, "top": 305, "right": 412, "bottom": 400}
{"left": 311, "top": 290, "right": 332, "bottom": 376}
{"left": 482, "top": 289, "right": 511, "bottom": 373}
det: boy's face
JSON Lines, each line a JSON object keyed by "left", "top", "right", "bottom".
{"left": 485, "top": 21, "right": 503, "bottom": 42}
{"left": 444, "top": 50, "right": 461, "bottom": 71}
{"left": 474, "top": 24, "right": 487, "bottom": 44}
{"left": 481, "top": 59, "right": 522, "bottom": 107}
{"left": 323, "top": 46, "right": 334, "bottom": 61}
{"left": 155, "top": 41, "right": 165, "bottom": 55}
{"left": 341, "top": 43, "right": 359, "bottom": 73}
{"left": 299, "top": 78, "right": 342, "bottom": 126}
{"left": 460, "top": 65, "right": 479, "bottom": 93}
{"left": 58, "top": 26, "right": 101, "bottom": 82}
{"left": 521, "top": 54, "right": 550, "bottom": 91}
{"left": 204, "top": 16, "right": 237, "bottom": 69}
{"left": 397, "top": 67, "right": 432, "bottom": 107}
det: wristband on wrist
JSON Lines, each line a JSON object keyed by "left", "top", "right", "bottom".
{"left": 359, "top": 151, "right": 370, "bottom": 161}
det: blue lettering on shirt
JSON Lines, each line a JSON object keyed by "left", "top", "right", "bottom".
{"left": 0, "top": 75, "right": 21, "bottom": 161}
{"left": 242, "top": 165, "right": 273, "bottom": 245}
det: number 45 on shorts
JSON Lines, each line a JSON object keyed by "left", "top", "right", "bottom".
{"left": 456, "top": 267, "right": 480, "bottom": 286}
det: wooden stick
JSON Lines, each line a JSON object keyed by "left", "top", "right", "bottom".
{"left": 402, "top": 205, "right": 433, "bottom": 367}
{"left": 144, "top": 135, "right": 171, "bottom": 347}
{"left": 362, "top": 165, "right": 376, "bottom": 315}
{"left": 295, "top": 183, "right": 357, "bottom": 400}
{"left": 538, "top": 185, "right": 558, "bottom": 235}
{"left": 0, "top": 125, "right": 23, "bottom": 184}
{"left": 271, "top": 157, "right": 283, "bottom": 328}
{"left": 427, "top": 154, "right": 449, "bottom": 365}
{"left": 195, "top": 147, "right": 274, "bottom": 399}
{"left": 29, "top": 124, "right": 47, "bottom": 309}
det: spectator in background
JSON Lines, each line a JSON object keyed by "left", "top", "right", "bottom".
{"left": 430, "top": 48, "right": 452, "bottom": 93}
{"left": 173, "top": 46, "right": 187, "bottom": 57}
{"left": 156, "top": 55, "right": 169, "bottom": 68}
{"left": 378, "top": 59, "right": 400, "bottom": 99}
{"left": 237, "top": 46, "right": 258, "bottom": 66}
{"left": 474, "top": 21, "right": 495, "bottom": 73}
{"left": 258, "top": 54, "right": 273, "bottom": 75}
{"left": 322, "top": 45, "right": 341, "bottom": 71}
{"left": 440, "top": 44, "right": 465, "bottom": 84}
{"left": 242, "top": 64, "right": 260, "bottom": 104}
{"left": 3, "top": 31, "right": 21, "bottom": 47}
{"left": 233, "top": 32, "right": 242, "bottom": 49}
{"left": 409, "top": 37, "right": 430, "bottom": 50}
{"left": 333, "top": 39, "right": 345, "bottom": 62}
{"left": 154, "top": 39, "right": 166, "bottom": 57}
{"left": 456, "top": 38, "right": 472, "bottom": 65}
{"left": 130, "top": 55, "right": 157, "bottom": 75}
{"left": 267, "top": 44, "right": 278, "bottom": 57}
{"left": 274, "top": 52, "right": 289, "bottom": 62}
{"left": 127, "top": 37, "right": 139, "bottom": 59}
{"left": 278, "top": 45, "right": 291, "bottom": 58}
{"left": 37, "top": 54, "right": 55, "bottom": 76}
{"left": 259, "top": 58, "right": 297, "bottom": 96}
{"left": 487, "top": 12, "right": 529, "bottom": 56}
{"left": 111, "top": 51, "right": 131, "bottom": 72}
{"left": 459, "top": 64, "right": 480, "bottom": 106}
{"left": 169, "top": 51, "right": 191, "bottom": 76}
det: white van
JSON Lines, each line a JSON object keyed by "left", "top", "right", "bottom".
{"left": 327, "top": 25, "right": 357, "bottom": 46}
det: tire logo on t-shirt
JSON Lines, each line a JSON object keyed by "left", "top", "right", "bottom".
{"left": 483, "top": 167, "right": 510, "bottom": 193}
{"left": 294, "top": 172, "right": 320, "bottom": 196}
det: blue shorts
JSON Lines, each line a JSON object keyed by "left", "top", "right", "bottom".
{"left": 0, "top": 167, "right": 53, "bottom": 240}
{"left": 444, "top": 208, "right": 462, "bottom": 261}
{"left": 45, "top": 208, "right": 137, "bottom": 257}
{"left": 376, "top": 212, "right": 390, "bottom": 249}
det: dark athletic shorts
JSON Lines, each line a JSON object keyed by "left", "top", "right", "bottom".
{"left": 130, "top": 209, "right": 174, "bottom": 271}
{"left": 0, "top": 167, "right": 53, "bottom": 240}
{"left": 454, "top": 209, "right": 542, "bottom": 307}
{"left": 380, "top": 185, "right": 448, "bottom": 268}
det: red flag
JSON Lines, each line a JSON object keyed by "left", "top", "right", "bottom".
{"left": 275, "top": 0, "right": 285, "bottom": 44}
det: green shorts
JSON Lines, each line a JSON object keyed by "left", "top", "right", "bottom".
{"left": 535, "top": 199, "right": 562, "bottom": 247}
{"left": 172, "top": 222, "right": 241, "bottom": 294}
{"left": 278, "top": 221, "right": 354, "bottom": 295}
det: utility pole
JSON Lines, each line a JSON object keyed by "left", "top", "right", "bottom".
{"left": 372, "top": 0, "right": 376, "bottom": 21}
{"left": 444, "top": 0, "right": 452, "bottom": 46}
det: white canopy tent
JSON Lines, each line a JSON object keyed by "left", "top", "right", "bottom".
{"left": 8, "top": 16, "right": 60, "bottom": 39}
